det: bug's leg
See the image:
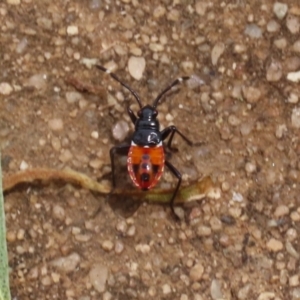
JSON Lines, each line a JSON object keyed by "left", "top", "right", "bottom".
{"left": 110, "top": 144, "right": 130, "bottom": 188}
{"left": 127, "top": 107, "right": 137, "bottom": 125}
{"left": 165, "top": 160, "right": 182, "bottom": 220}
{"left": 161, "top": 125, "right": 194, "bottom": 151}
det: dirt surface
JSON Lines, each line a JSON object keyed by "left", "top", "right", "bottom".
{"left": 1, "top": 0, "right": 300, "bottom": 299}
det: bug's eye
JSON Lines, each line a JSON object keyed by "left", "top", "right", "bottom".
{"left": 153, "top": 110, "right": 158, "bottom": 116}
{"left": 137, "top": 110, "right": 142, "bottom": 116}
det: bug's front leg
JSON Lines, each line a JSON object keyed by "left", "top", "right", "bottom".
{"left": 110, "top": 144, "right": 130, "bottom": 188}
{"left": 161, "top": 125, "right": 194, "bottom": 151}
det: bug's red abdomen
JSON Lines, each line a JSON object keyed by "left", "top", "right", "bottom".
{"left": 127, "top": 144, "right": 165, "bottom": 190}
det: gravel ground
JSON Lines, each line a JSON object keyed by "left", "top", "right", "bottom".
{"left": 1, "top": 0, "right": 300, "bottom": 299}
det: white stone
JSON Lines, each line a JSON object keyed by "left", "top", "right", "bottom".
{"left": 128, "top": 56, "right": 146, "bottom": 80}
{"left": 0, "top": 82, "right": 13, "bottom": 95}
{"left": 211, "top": 42, "right": 225, "bottom": 66}
{"left": 287, "top": 71, "right": 300, "bottom": 82}
{"left": 89, "top": 264, "right": 108, "bottom": 293}
{"left": 291, "top": 107, "right": 300, "bottom": 128}
{"left": 67, "top": 25, "right": 79, "bottom": 36}
{"left": 6, "top": 0, "right": 20, "bottom": 5}
{"left": 20, "top": 160, "right": 29, "bottom": 170}
{"left": 273, "top": 2, "right": 288, "bottom": 20}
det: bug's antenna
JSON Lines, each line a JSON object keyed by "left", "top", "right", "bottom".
{"left": 153, "top": 76, "right": 190, "bottom": 108}
{"left": 96, "top": 65, "right": 143, "bottom": 109}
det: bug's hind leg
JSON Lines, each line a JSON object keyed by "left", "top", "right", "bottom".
{"left": 165, "top": 160, "right": 182, "bottom": 220}
{"left": 110, "top": 144, "right": 130, "bottom": 188}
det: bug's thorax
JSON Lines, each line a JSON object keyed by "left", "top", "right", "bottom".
{"left": 135, "top": 105, "right": 159, "bottom": 129}
{"left": 132, "top": 105, "right": 162, "bottom": 146}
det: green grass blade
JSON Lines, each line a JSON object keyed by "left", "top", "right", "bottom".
{"left": 0, "top": 156, "right": 11, "bottom": 300}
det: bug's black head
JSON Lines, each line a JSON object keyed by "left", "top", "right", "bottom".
{"left": 137, "top": 105, "right": 158, "bottom": 121}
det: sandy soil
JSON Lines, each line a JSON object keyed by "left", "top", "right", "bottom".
{"left": 1, "top": 0, "right": 300, "bottom": 299}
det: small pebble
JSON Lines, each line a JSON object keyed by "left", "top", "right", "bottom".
{"left": 6, "top": 0, "right": 20, "bottom": 5}
{"left": 41, "top": 276, "right": 52, "bottom": 286}
{"left": 50, "top": 252, "right": 81, "bottom": 273}
{"left": 162, "top": 284, "right": 171, "bottom": 295}
{"left": 149, "top": 43, "right": 164, "bottom": 52}
{"left": 286, "top": 57, "right": 300, "bottom": 71}
{"left": 242, "top": 86, "right": 261, "bottom": 103}
{"left": 210, "top": 216, "right": 223, "bottom": 231}
{"left": 103, "top": 292, "right": 112, "bottom": 300}
{"left": 114, "top": 241, "right": 124, "bottom": 254}
{"left": 274, "top": 205, "right": 289, "bottom": 217}
{"left": 0, "top": 82, "right": 13, "bottom": 95}
{"left": 116, "top": 220, "right": 128, "bottom": 233}
{"left": 51, "top": 137, "right": 61, "bottom": 151}
{"left": 210, "top": 279, "right": 223, "bottom": 300}
{"left": 72, "top": 227, "right": 81, "bottom": 235}
{"left": 291, "top": 288, "right": 300, "bottom": 299}
{"left": 237, "top": 284, "right": 252, "bottom": 299}
{"left": 232, "top": 192, "right": 243, "bottom": 202}
{"left": 245, "top": 162, "right": 257, "bottom": 173}
{"left": 153, "top": 6, "right": 166, "bottom": 18}
{"left": 52, "top": 205, "right": 65, "bottom": 221}
{"left": 48, "top": 118, "right": 64, "bottom": 131}
{"left": 288, "top": 92, "right": 299, "bottom": 104}
{"left": 135, "top": 244, "right": 150, "bottom": 253}
{"left": 197, "top": 225, "right": 212, "bottom": 237}
{"left": 286, "top": 16, "right": 300, "bottom": 34}
{"left": 127, "top": 225, "right": 136, "bottom": 237}
{"left": 287, "top": 71, "right": 300, "bottom": 83}
{"left": 291, "top": 107, "right": 300, "bottom": 128}
{"left": 286, "top": 241, "right": 299, "bottom": 259}
{"left": 167, "top": 9, "right": 180, "bottom": 22}
{"left": 89, "top": 263, "right": 108, "bottom": 293}
{"left": 59, "top": 149, "right": 73, "bottom": 163}
{"left": 148, "top": 286, "right": 157, "bottom": 297}
{"left": 89, "top": 159, "right": 103, "bottom": 169}
{"left": 275, "top": 124, "right": 287, "bottom": 139}
{"left": 266, "top": 238, "right": 283, "bottom": 252}
{"left": 211, "top": 42, "right": 225, "bottom": 66}
{"left": 257, "top": 292, "right": 276, "bottom": 300}
{"left": 293, "top": 40, "right": 300, "bottom": 53}
{"left": 228, "top": 207, "right": 242, "bottom": 218}
{"left": 51, "top": 272, "right": 60, "bottom": 283}
{"left": 20, "top": 160, "right": 29, "bottom": 170}
{"left": 274, "top": 37, "right": 287, "bottom": 49}
{"left": 26, "top": 74, "right": 47, "bottom": 90}
{"left": 228, "top": 115, "right": 241, "bottom": 126}
{"left": 195, "top": 1, "right": 207, "bottom": 16}
{"left": 67, "top": 25, "right": 79, "bottom": 36}
{"left": 189, "top": 263, "right": 204, "bottom": 282}
{"left": 267, "top": 20, "right": 280, "bottom": 32}
{"left": 75, "top": 234, "right": 91, "bottom": 242}
{"left": 273, "top": 2, "right": 288, "bottom": 20}
{"left": 291, "top": 211, "right": 300, "bottom": 222}
{"left": 102, "top": 240, "right": 114, "bottom": 251}
{"left": 6, "top": 230, "right": 17, "bottom": 242}
{"left": 66, "top": 91, "right": 82, "bottom": 103}
{"left": 266, "top": 61, "right": 282, "bottom": 82}
{"left": 181, "top": 61, "right": 194, "bottom": 73}
{"left": 112, "top": 120, "right": 129, "bottom": 141}
{"left": 244, "top": 24, "right": 262, "bottom": 38}
{"left": 289, "top": 275, "right": 299, "bottom": 287}
{"left": 128, "top": 56, "right": 146, "bottom": 80}
{"left": 17, "top": 229, "right": 25, "bottom": 240}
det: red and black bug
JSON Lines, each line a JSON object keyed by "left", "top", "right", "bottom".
{"left": 96, "top": 65, "right": 204, "bottom": 218}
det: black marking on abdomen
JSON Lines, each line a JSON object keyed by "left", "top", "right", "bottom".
{"left": 140, "top": 173, "right": 150, "bottom": 182}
